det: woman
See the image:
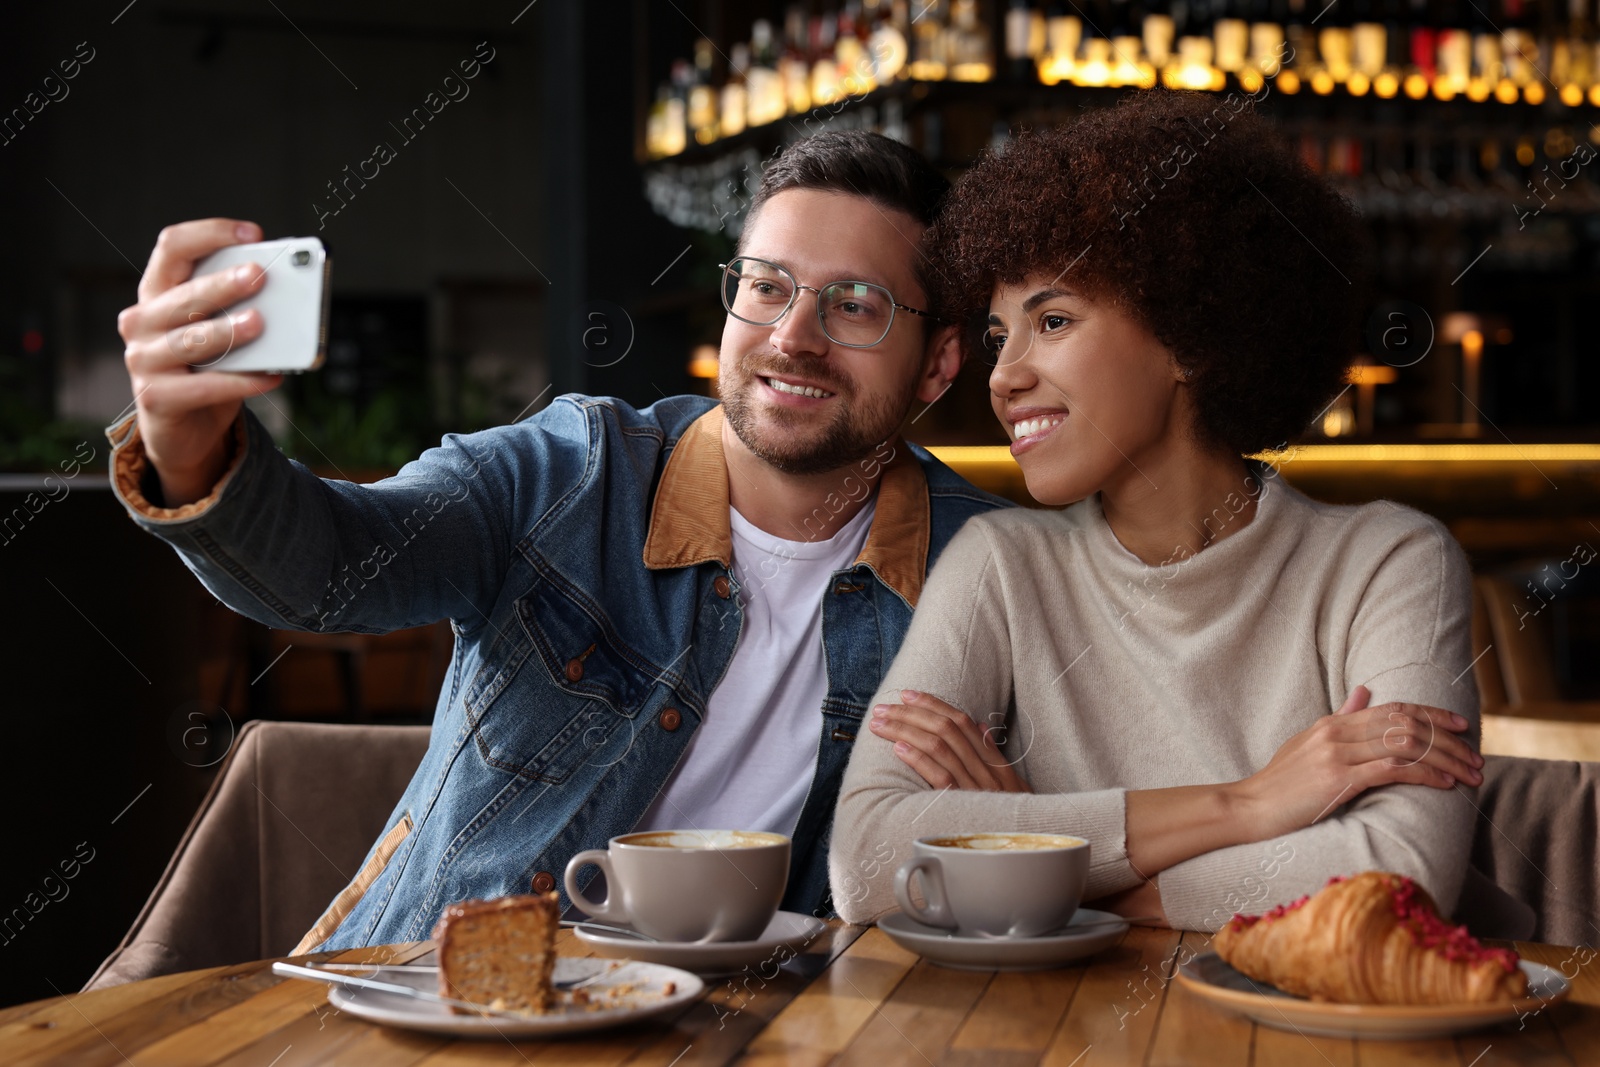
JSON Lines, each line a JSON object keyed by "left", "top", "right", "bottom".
{"left": 828, "top": 91, "right": 1483, "bottom": 932}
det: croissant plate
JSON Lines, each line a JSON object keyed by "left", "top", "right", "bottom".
{"left": 1211, "top": 871, "right": 1528, "bottom": 1005}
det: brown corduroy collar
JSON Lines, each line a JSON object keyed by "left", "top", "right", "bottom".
{"left": 641, "top": 406, "right": 931, "bottom": 608}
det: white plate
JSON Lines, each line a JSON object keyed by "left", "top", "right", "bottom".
{"left": 876, "top": 908, "right": 1129, "bottom": 971}
{"left": 1175, "top": 952, "right": 1571, "bottom": 1040}
{"left": 326, "top": 957, "right": 702, "bottom": 1038}
{"left": 573, "top": 910, "right": 827, "bottom": 974}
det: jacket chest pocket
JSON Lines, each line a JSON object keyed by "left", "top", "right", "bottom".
{"left": 463, "top": 573, "right": 663, "bottom": 782}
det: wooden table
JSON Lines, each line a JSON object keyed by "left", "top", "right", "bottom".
{"left": 4, "top": 923, "right": 1596, "bottom": 1065}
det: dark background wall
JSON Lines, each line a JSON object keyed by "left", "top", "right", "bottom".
{"left": 0, "top": 0, "right": 705, "bottom": 1008}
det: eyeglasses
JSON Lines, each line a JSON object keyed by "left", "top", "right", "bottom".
{"left": 718, "top": 257, "right": 935, "bottom": 349}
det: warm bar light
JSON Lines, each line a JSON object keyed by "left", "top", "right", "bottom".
{"left": 1348, "top": 365, "right": 1398, "bottom": 385}
{"left": 687, "top": 344, "right": 720, "bottom": 379}
{"left": 1257, "top": 444, "right": 1600, "bottom": 463}
{"left": 927, "top": 444, "right": 1600, "bottom": 468}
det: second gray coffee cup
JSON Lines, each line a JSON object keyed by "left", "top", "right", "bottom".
{"left": 894, "top": 832, "right": 1089, "bottom": 937}
{"left": 564, "top": 829, "right": 789, "bottom": 942}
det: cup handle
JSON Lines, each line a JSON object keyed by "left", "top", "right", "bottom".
{"left": 894, "top": 856, "right": 954, "bottom": 928}
{"left": 563, "top": 849, "right": 625, "bottom": 923}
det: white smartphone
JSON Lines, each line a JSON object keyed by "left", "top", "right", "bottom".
{"left": 191, "top": 236, "right": 331, "bottom": 373}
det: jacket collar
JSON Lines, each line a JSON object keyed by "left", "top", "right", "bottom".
{"left": 642, "top": 406, "right": 931, "bottom": 607}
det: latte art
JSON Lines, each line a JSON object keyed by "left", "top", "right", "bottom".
{"left": 926, "top": 833, "right": 1086, "bottom": 851}
{"left": 619, "top": 829, "right": 787, "bottom": 850}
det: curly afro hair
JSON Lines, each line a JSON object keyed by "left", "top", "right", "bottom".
{"left": 927, "top": 90, "right": 1373, "bottom": 456}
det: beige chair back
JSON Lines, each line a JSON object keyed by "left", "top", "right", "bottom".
{"left": 1475, "top": 574, "right": 1564, "bottom": 705}
{"left": 1473, "top": 754, "right": 1600, "bottom": 947}
{"left": 84, "top": 720, "right": 428, "bottom": 990}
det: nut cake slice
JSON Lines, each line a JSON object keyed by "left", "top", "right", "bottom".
{"left": 430, "top": 891, "right": 559, "bottom": 1014}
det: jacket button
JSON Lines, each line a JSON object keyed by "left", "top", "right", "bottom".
{"left": 564, "top": 658, "right": 584, "bottom": 683}
{"left": 531, "top": 871, "right": 556, "bottom": 894}
{"left": 713, "top": 575, "right": 731, "bottom": 599}
{"left": 659, "top": 707, "right": 683, "bottom": 731}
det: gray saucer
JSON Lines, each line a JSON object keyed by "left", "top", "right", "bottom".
{"left": 573, "top": 910, "right": 827, "bottom": 975}
{"left": 876, "top": 907, "right": 1128, "bottom": 971}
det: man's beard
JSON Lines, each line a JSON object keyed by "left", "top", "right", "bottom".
{"left": 722, "top": 358, "right": 913, "bottom": 476}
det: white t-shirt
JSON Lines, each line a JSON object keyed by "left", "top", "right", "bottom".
{"left": 635, "top": 497, "right": 878, "bottom": 838}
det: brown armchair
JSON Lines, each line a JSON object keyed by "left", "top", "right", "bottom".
{"left": 84, "top": 720, "right": 429, "bottom": 990}
{"left": 1471, "top": 755, "right": 1600, "bottom": 947}
{"left": 1473, "top": 574, "right": 1600, "bottom": 722}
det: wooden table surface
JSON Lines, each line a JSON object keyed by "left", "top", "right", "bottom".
{"left": 3, "top": 922, "right": 1596, "bottom": 1066}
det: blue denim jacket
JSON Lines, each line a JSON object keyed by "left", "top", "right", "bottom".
{"left": 107, "top": 394, "right": 1010, "bottom": 950}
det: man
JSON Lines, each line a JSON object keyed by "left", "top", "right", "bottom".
{"left": 109, "top": 130, "right": 1010, "bottom": 952}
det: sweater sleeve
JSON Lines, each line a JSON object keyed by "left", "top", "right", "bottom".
{"left": 1157, "top": 512, "right": 1480, "bottom": 931}
{"left": 829, "top": 518, "right": 1143, "bottom": 925}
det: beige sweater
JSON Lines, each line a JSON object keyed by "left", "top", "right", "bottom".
{"left": 829, "top": 470, "right": 1479, "bottom": 931}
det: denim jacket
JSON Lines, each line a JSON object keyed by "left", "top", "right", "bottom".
{"left": 106, "top": 394, "right": 1010, "bottom": 950}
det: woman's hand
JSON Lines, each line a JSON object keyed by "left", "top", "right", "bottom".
{"left": 1228, "top": 686, "right": 1483, "bottom": 842}
{"left": 868, "top": 690, "right": 1031, "bottom": 793}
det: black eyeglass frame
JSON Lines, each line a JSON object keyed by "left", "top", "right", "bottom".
{"left": 718, "top": 257, "right": 937, "bottom": 349}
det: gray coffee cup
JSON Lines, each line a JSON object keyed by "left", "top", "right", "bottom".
{"left": 564, "top": 829, "right": 790, "bottom": 942}
{"left": 893, "top": 832, "right": 1089, "bottom": 937}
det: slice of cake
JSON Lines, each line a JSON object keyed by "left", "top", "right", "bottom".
{"left": 431, "top": 892, "right": 559, "bottom": 1014}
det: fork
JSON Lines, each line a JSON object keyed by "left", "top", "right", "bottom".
{"left": 276, "top": 959, "right": 618, "bottom": 1007}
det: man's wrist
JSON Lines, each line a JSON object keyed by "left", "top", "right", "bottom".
{"left": 155, "top": 452, "right": 228, "bottom": 508}
{"left": 148, "top": 419, "right": 240, "bottom": 509}
{"left": 112, "top": 412, "right": 249, "bottom": 522}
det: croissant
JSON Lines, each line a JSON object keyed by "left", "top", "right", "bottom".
{"left": 1211, "top": 871, "right": 1527, "bottom": 1005}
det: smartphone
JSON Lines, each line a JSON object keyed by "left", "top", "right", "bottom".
{"left": 191, "top": 236, "right": 331, "bottom": 373}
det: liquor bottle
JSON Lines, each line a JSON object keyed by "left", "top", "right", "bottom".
{"left": 1435, "top": 0, "right": 1472, "bottom": 97}
{"left": 747, "top": 20, "right": 785, "bottom": 125}
{"left": 721, "top": 42, "right": 750, "bottom": 137}
{"left": 1280, "top": 0, "right": 1319, "bottom": 92}
{"left": 1469, "top": 0, "right": 1506, "bottom": 102}
{"left": 1075, "top": 0, "right": 1115, "bottom": 84}
{"left": 1006, "top": 0, "right": 1047, "bottom": 81}
{"left": 1586, "top": 0, "right": 1600, "bottom": 105}
{"left": 1027, "top": 0, "right": 1050, "bottom": 60}
{"left": 1400, "top": 0, "right": 1434, "bottom": 96}
{"left": 838, "top": 1, "right": 877, "bottom": 95}
{"left": 1500, "top": 0, "right": 1540, "bottom": 101}
{"left": 662, "top": 61, "right": 690, "bottom": 156}
{"left": 1349, "top": 0, "right": 1387, "bottom": 94}
{"left": 949, "top": 0, "right": 994, "bottom": 80}
{"left": 1550, "top": 0, "right": 1579, "bottom": 100}
{"left": 1316, "top": 0, "right": 1354, "bottom": 88}
{"left": 783, "top": 5, "right": 814, "bottom": 114}
{"left": 1560, "top": 0, "right": 1597, "bottom": 104}
{"left": 1245, "top": 0, "right": 1286, "bottom": 81}
{"left": 1106, "top": 0, "right": 1146, "bottom": 85}
{"left": 1214, "top": 0, "right": 1251, "bottom": 73}
{"left": 1373, "top": 0, "right": 1408, "bottom": 96}
{"left": 1174, "top": 0, "right": 1223, "bottom": 88}
{"left": 689, "top": 38, "right": 719, "bottom": 145}
{"left": 812, "top": 7, "right": 844, "bottom": 104}
{"left": 1041, "top": 1, "right": 1084, "bottom": 83}
{"left": 909, "top": 0, "right": 951, "bottom": 78}
{"left": 868, "top": 0, "right": 912, "bottom": 83}
{"left": 1531, "top": 0, "right": 1560, "bottom": 102}
{"left": 1592, "top": 0, "right": 1600, "bottom": 102}
{"left": 645, "top": 86, "right": 666, "bottom": 157}
{"left": 1144, "top": 0, "right": 1178, "bottom": 71}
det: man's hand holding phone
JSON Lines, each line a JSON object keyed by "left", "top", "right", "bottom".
{"left": 117, "top": 219, "right": 321, "bottom": 507}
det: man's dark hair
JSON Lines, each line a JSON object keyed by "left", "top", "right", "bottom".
{"left": 743, "top": 130, "right": 950, "bottom": 314}
{"left": 928, "top": 90, "right": 1374, "bottom": 456}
